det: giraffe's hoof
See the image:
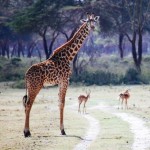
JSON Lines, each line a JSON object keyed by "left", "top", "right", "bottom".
{"left": 61, "top": 129, "right": 66, "bottom": 135}
{"left": 24, "top": 130, "right": 31, "bottom": 137}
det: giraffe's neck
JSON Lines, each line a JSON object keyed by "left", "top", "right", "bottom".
{"left": 66, "top": 23, "right": 90, "bottom": 62}
{"left": 50, "top": 23, "right": 90, "bottom": 62}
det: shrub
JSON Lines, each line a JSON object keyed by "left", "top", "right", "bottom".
{"left": 123, "top": 68, "right": 146, "bottom": 84}
{"left": 143, "top": 57, "right": 150, "bottom": 63}
{"left": 11, "top": 58, "right": 21, "bottom": 66}
{"left": 70, "top": 70, "right": 123, "bottom": 85}
{"left": 12, "top": 80, "right": 25, "bottom": 89}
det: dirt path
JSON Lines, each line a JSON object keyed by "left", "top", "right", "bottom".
{"left": 114, "top": 113, "right": 150, "bottom": 150}
{"left": 73, "top": 114, "right": 100, "bottom": 150}
{"left": 93, "top": 104, "right": 150, "bottom": 150}
{"left": 68, "top": 103, "right": 100, "bottom": 150}
{"left": 70, "top": 103, "right": 150, "bottom": 150}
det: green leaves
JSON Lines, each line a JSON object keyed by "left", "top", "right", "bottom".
{"left": 8, "top": 0, "right": 63, "bottom": 33}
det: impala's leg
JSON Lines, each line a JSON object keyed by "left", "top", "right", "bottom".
{"left": 118, "top": 97, "right": 121, "bottom": 109}
{"left": 125, "top": 99, "right": 128, "bottom": 109}
{"left": 78, "top": 102, "right": 82, "bottom": 113}
{"left": 83, "top": 102, "right": 86, "bottom": 114}
{"left": 58, "top": 80, "right": 68, "bottom": 135}
{"left": 121, "top": 98, "right": 124, "bottom": 109}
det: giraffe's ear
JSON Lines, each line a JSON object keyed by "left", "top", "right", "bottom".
{"left": 80, "top": 19, "right": 87, "bottom": 23}
{"left": 94, "top": 16, "right": 100, "bottom": 22}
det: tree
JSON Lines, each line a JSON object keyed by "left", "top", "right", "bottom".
{"left": 86, "top": 0, "right": 150, "bottom": 72}
{"left": 0, "top": 0, "right": 36, "bottom": 58}
{"left": 8, "top": 0, "right": 79, "bottom": 59}
{"left": 123, "top": 0, "right": 150, "bottom": 72}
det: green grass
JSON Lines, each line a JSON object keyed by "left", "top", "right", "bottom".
{"left": 90, "top": 111, "right": 133, "bottom": 150}
{"left": 0, "top": 83, "right": 150, "bottom": 149}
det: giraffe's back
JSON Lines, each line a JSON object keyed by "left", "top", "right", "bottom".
{"left": 26, "top": 59, "right": 71, "bottom": 89}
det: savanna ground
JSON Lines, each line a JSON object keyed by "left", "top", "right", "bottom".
{"left": 0, "top": 82, "right": 150, "bottom": 150}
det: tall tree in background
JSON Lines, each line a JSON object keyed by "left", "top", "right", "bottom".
{"left": 124, "top": 0, "right": 150, "bottom": 72}
{"left": 88, "top": 0, "right": 150, "bottom": 72}
{"left": 0, "top": 0, "right": 36, "bottom": 58}
{"left": 9, "top": 0, "right": 60, "bottom": 58}
{"left": 9, "top": 0, "right": 79, "bottom": 59}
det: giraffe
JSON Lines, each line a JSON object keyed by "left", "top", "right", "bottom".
{"left": 23, "top": 13, "right": 99, "bottom": 137}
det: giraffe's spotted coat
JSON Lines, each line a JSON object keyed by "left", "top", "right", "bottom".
{"left": 23, "top": 13, "right": 99, "bottom": 137}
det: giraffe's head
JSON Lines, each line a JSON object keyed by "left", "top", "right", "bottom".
{"left": 80, "top": 13, "right": 100, "bottom": 30}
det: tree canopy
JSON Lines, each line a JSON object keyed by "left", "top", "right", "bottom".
{"left": 0, "top": 0, "right": 150, "bottom": 72}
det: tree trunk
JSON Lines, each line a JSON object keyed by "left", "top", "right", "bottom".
{"left": 39, "top": 28, "right": 49, "bottom": 59}
{"left": 131, "top": 32, "right": 141, "bottom": 72}
{"left": 6, "top": 41, "right": 9, "bottom": 59}
{"left": 119, "top": 33, "right": 124, "bottom": 59}
{"left": 0, "top": 39, "right": 9, "bottom": 58}
{"left": 42, "top": 35, "right": 49, "bottom": 59}
{"left": 36, "top": 46, "right": 42, "bottom": 61}
{"left": 137, "top": 28, "right": 142, "bottom": 68}
{"left": 11, "top": 43, "right": 17, "bottom": 57}
{"left": 72, "top": 54, "right": 78, "bottom": 76}
{"left": 48, "top": 32, "right": 59, "bottom": 57}
{"left": 1, "top": 40, "right": 6, "bottom": 57}
{"left": 48, "top": 39, "right": 55, "bottom": 58}
{"left": 0, "top": 44, "right": 1, "bottom": 56}
{"left": 27, "top": 42, "right": 36, "bottom": 58}
{"left": 17, "top": 40, "right": 24, "bottom": 57}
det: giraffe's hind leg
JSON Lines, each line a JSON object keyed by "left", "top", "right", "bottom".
{"left": 23, "top": 88, "right": 41, "bottom": 137}
{"left": 24, "top": 95, "right": 35, "bottom": 137}
{"left": 24, "top": 101, "right": 32, "bottom": 137}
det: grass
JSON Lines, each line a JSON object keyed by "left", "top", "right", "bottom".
{"left": 90, "top": 111, "right": 133, "bottom": 150}
{"left": 0, "top": 83, "right": 150, "bottom": 149}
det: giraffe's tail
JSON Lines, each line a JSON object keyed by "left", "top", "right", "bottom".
{"left": 22, "top": 78, "right": 28, "bottom": 108}
{"left": 23, "top": 95, "right": 28, "bottom": 107}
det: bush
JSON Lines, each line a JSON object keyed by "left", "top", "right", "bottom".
{"left": 0, "top": 56, "right": 150, "bottom": 87}
{"left": 0, "top": 57, "right": 26, "bottom": 82}
{"left": 12, "top": 80, "right": 25, "bottom": 89}
{"left": 5, "top": 72, "right": 24, "bottom": 81}
{"left": 123, "top": 68, "right": 140, "bottom": 84}
{"left": 123, "top": 68, "right": 149, "bottom": 84}
{"left": 143, "top": 57, "right": 150, "bottom": 63}
{"left": 70, "top": 71, "right": 123, "bottom": 85}
{"left": 11, "top": 58, "right": 21, "bottom": 66}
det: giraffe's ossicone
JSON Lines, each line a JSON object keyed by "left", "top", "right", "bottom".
{"left": 23, "top": 13, "right": 99, "bottom": 137}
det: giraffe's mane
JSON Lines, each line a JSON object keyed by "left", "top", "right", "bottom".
{"left": 50, "top": 23, "right": 87, "bottom": 57}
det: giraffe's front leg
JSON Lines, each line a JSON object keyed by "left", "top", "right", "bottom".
{"left": 58, "top": 81, "right": 68, "bottom": 135}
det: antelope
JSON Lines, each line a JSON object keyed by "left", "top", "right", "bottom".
{"left": 78, "top": 90, "right": 91, "bottom": 114}
{"left": 118, "top": 90, "right": 130, "bottom": 109}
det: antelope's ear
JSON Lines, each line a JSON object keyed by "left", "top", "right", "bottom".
{"left": 80, "top": 19, "right": 87, "bottom": 23}
{"left": 94, "top": 16, "right": 100, "bottom": 22}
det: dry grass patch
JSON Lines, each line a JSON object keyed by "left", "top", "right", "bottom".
{"left": 0, "top": 86, "right": 87, "bottom": 150}
{"left": 1, "top": 83, "right": 150, "bottom": 150}
{"left": 89, "top": 111, "right": 133, "bottom": 150}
